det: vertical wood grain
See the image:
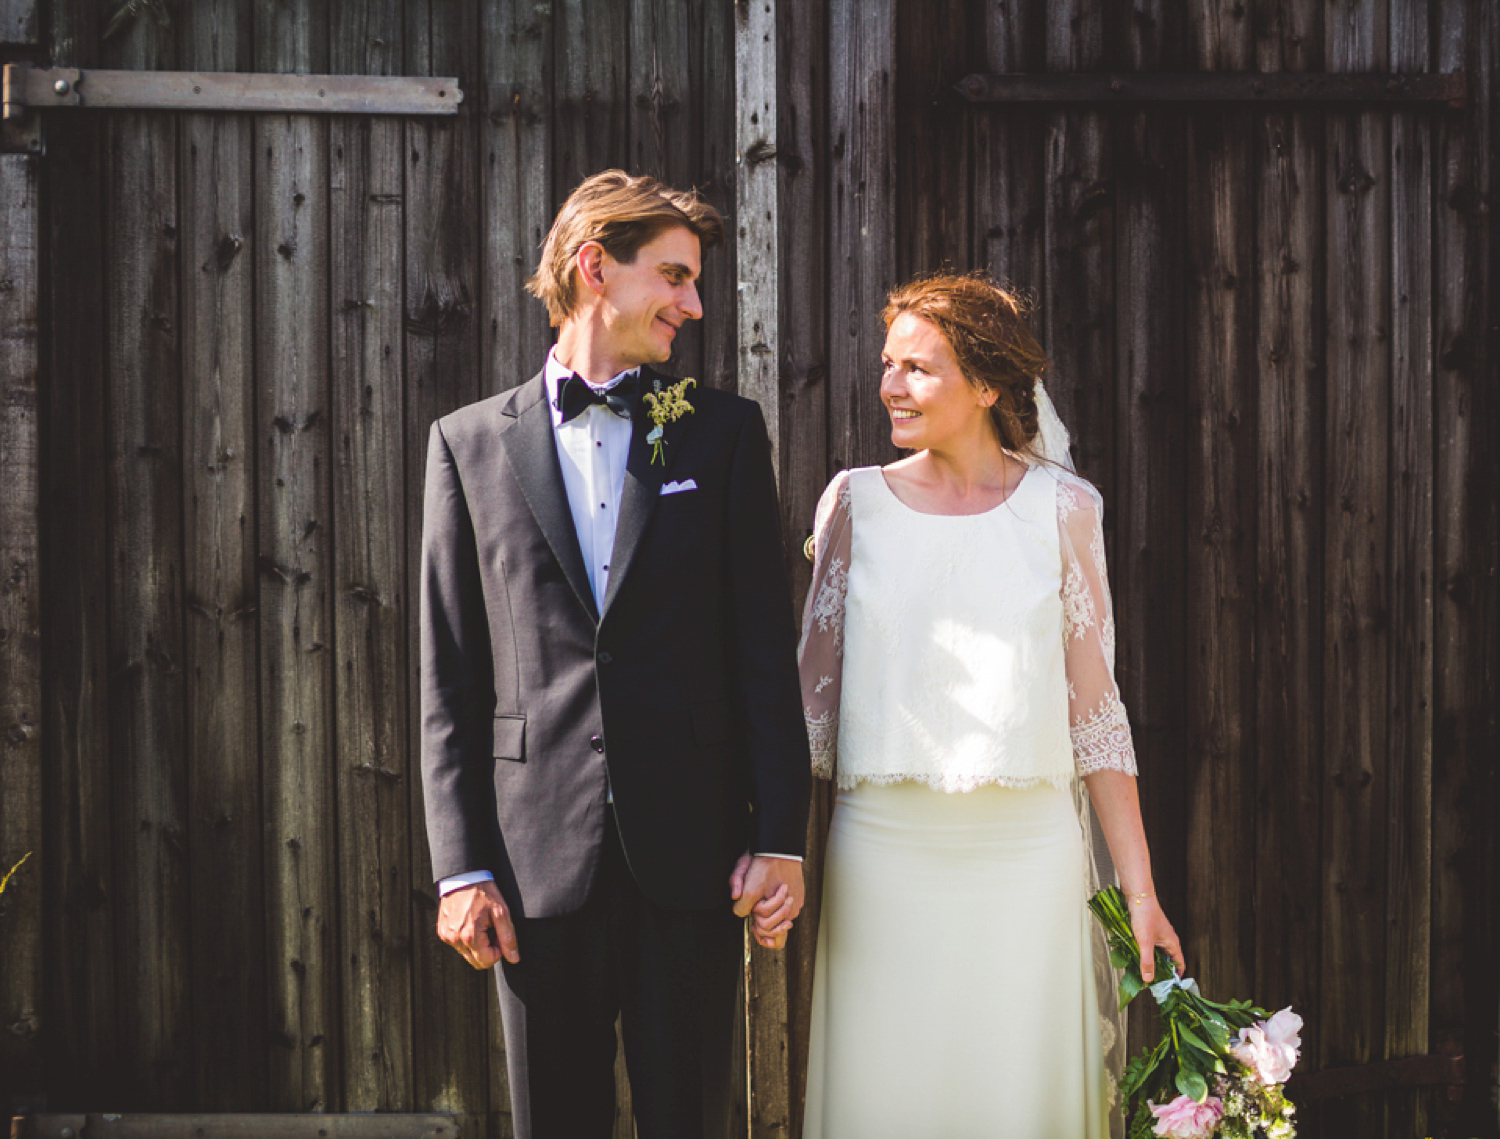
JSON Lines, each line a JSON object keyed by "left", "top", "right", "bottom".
{"left": 330, "top": 0, "right": 413, "bottom": 1113}
{"left": 1250, "top": 0, "right": 1326, "bottom": 1108}
{"left": 894, "top": 0, "right": 973, "bottom": 279}
{"left": 1320, "top": 6, "right": 1391, "bottom": 1136}
{"left": 404, "top": 0, "right": 495, "bottom": 1133}
{"left": 1110, "top": 1, "right": 1190, "bottom": 1063}
{"left": 102, "top": 9, "right": 191, "bottom": 1106}
{"left": 1432, "top": 2, "right": 1498, "bottom": 1135}
{"left": 1383, "top": 1, "right": 1433, "bottom": 1133}
{"left": 778, "top": 0, "right": 830, "bottom": 1131}
{"left": 1184, "top": 3, "right": 1257, "bottom": 1006}
{"left": 178, "top": 0, "right": 265, "bottom": 1109}
{"left": 696, "top": 0, "right": 737, "bottom": 395}
{"left": 254, "top": 0, "right": 337, "bottom": 1109}
{"left": 553, "top": 0, "right": 628, "bottom": 195}
{"left": 38, "top": 83, "right": 117, "bottom": 1108}
{"left": 0, "top": 151, "right": 42, "bottom": 1107}
{"left": 827, "top": 0, "right": 896, "bottom": 472}
{"left": 1043, "top": 1, "right": 1114, "bottom": 497}
{"left": 481, "top": 0, "right": 553, "bottom": 397}
{"left": 972, "top": 0, "right": 1046, "bottom": 330}
{"left": 740, "top": 2, "right": 789, "bottom": 1124}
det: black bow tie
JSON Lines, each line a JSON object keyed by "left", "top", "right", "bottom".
{"left": 555, "top": 372, "right": 639, "bottom": 424}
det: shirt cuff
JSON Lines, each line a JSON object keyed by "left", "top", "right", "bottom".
{"left": 438, "top": 870, "right": 495, "bottom": 895}
{"left": 756, "top": 853, "right": 803, "bottom": 862}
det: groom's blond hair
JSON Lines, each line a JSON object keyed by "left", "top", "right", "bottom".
{"left": 528, "top": 170, "right": 724, "bottom": 326}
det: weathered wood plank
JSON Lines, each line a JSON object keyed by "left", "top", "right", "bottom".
{"left": 254, "top": 0, "right": 336, "bottom": 1111}
{"left": 1183, "top": 3, "right": 1256, "bottom": 1008}
{"left": 1109, "top": 0, "right": 1190, "bottom": 1062}
{"left": 46, "top": 0, "right": 97, "bottom": 68}
{"left": 777, "top": 0, "right": 830, "bottom": 1131}
{"left": 1250, "top": 0, "right": 1325, "bottom": 1113}
{"left": 971, "top": 0, "right": 1046, "bottom": 333}
{"left": 102, "top": 3, "right": 192, "bottom": 1103}
{"left": 894, "top": 0, "right": 973, "bottom": 278}
{"left": 0, "top": 0, "right": 36, "bottom": 44}
{"left": 553, "top": 0, "right": 628, "bottom": 193}
{"left": 0, "top": 152, "right": 42, "bottom": 1107}
{"left": 1043, "top": 1, "right": 1113, "bottom": 498}
{"left": 696, "top": 0, "right": 737, "bottom": 396}
{"left": 1383, "top": 2, "right": 1433, "bottom": 1134}
{"left": 628, "top": 0, "right": 698, "bottom": 381}
{"left": 38, "top": 105, "right": 117, "bottom": 1109}
{"left": 330, "top": 0, "right": 413, "bottom": 1114}
{"left": 404, "top": 0, "right": 496, "bottom": 1134}
{"left": 736, "top": 0, "right": 779, "bottom": 476}
{"left": 178, "top": 0, "right": 264, "bottom": 1110}
{"left": 828, "top": 0, "right": 896, "bottom": 471}
{"left": 739, "top": 2, "right": 787, "bottom": 1128}
{"left": 1431, "top": 3, "right": 1498, "bottom": 1135}
{"left": 1321, "top": 5, "right": 1391, "bottom": 1136}
{"left": 481, "top": 0, "right": 553, "bottom": 397}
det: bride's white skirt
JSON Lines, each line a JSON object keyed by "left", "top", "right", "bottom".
{"left": 803, "top": 780, "right": 1110, "bottom": 1139}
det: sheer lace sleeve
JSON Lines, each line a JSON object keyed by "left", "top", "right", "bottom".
{"left": 798, "top": 471, "right": 853, "bottom": 780}
{"left": 1057, "top": 477, "right": 1138, "bottom": 777}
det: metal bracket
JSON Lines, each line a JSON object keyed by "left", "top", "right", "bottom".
{"left": 2, "top": 63, "right": 462, "bottom": 119}
{"left": 955, "top": 71, "right": 1467, "bottom": 108}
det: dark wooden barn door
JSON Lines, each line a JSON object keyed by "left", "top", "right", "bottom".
{"left": 6, "top": 2, "right": 751, "bottom": 1137}
{"left": 777, "top": 4, "right": 1496, "bottom": 1139}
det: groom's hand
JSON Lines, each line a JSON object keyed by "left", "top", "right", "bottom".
{"left": 436, "top": 880, "right": 520, "bottom": 969}
{"left": 731, "top": 854, "right": 804, "bottom": 951}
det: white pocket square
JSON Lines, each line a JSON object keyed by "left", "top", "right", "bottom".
{"left": 661, "top": 479, "right": 698, "bottom": 496}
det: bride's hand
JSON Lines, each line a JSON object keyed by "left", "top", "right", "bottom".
{"left": 1128, "top": 894, "right": 1185, "bottom": 983}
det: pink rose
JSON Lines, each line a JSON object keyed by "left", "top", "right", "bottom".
{"left": 1230, "top": 1007, "right": 1302, "bottom": 1085}
{"left": 1150, "top": 1093, "right": 1224, "bottom": 1139}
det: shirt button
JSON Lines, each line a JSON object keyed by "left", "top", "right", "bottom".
{"left": 590, "top": 734, "right": 605, "bottom": 754}
{"left": 597, "top": 652, "right": 613, "bottom": 665}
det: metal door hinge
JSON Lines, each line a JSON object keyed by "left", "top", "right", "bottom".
{"left": 2, "top": 63, "right": 461, "bottom": 119}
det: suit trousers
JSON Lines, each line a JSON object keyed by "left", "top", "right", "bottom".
{"left": 493, "top": 810, "right": 743, "bottom": 1139}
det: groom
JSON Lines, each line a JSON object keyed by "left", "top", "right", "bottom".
{"left": 419, "top": 170, "right": 810, "bottom": 1139}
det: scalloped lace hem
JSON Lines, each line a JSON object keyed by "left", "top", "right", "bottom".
{"left": 832, "top": 769, "right": 1074, "bottom": 793}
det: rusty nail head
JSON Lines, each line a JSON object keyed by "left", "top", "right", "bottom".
{"left": 1110, "top": 79, "right": 1123, "bottom": 93}
{"left": 53, "top": 78, "right": 70, "bottom": 95}
{"left": 1251, "top": 79, "right": 1264, "bottom": 94}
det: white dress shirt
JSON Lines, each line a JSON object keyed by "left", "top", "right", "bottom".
{"left": 438, "top": 351, "right": 797, "bottom": 897}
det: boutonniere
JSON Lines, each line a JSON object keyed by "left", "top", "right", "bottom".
{"left": 642, "top": 377, "right": 696, "bottom": 466}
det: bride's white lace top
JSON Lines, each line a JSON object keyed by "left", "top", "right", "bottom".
{"left": 798, "top": 464, "right": 1138, "bottom": 791}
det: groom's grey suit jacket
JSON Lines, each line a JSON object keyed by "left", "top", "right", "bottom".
{"left": 419, "top": 368, "right": 810, "bottom": 918}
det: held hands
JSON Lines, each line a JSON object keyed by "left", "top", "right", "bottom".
{"left": 730, "top": 853, "right": 805, "bottom": 951}
{"left": 436, "top": 880, "right": 520, "bottom": 970}
{"left": 1127, "top": 891, "right": 1185, "bottom": 984}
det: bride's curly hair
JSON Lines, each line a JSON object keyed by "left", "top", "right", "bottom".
{"left": 881, "top": 272, "right": 1050, "bottom": 457}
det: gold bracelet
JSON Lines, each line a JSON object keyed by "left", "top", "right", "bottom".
{"left": 1127, "top": 890, "right": 1156, "bottom": 906}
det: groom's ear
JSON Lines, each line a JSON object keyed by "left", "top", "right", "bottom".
{"left": 574, "top": 241, "right": 609, "bottom": 301}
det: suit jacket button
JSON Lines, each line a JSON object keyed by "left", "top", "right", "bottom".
{"left": 590, "top": 734, "right": 605, "bottom": 753}
{"left": 597, "top": 651, "right": 613, "bottom": 665}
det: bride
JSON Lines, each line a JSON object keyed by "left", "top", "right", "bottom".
{"left": 786, "top": 273, "right": 1183, "bottom": 1137}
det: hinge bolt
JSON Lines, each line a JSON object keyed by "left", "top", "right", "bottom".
{"left": 53, "top": 79, "right": 70, "bottom": 95}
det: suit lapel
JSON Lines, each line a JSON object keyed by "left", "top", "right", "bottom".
{"left": 600, "top": 367, "right": 681, "bottom": 616}
{"left": 499, "top": 372, "right": 600, "bottom": 624}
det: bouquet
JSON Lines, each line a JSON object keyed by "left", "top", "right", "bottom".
{"left": 1089, "top": 886, "right": 1301, "bottom": 1139}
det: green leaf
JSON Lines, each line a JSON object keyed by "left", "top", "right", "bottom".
{"left": 1175, "top": 1068, "right": 1209, "bottom": 1103}
{"left": 1175, "top": 1023, "right": 1211, "bottom": 1054}
{"left": 1119, "top": 970, "right": 1145, "bottom": 1007}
